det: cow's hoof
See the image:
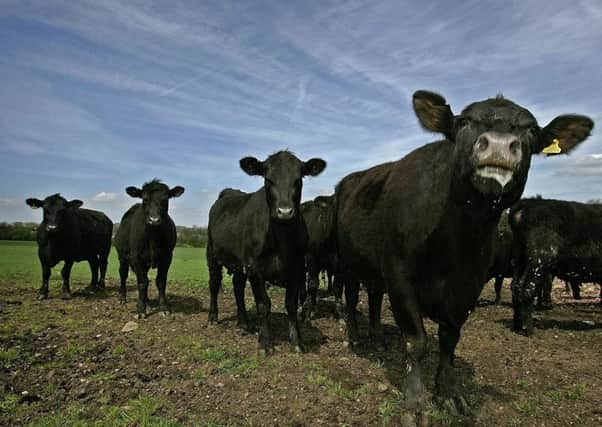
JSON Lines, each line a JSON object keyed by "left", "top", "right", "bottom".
{"left": 160, "top": 310, "right": 171, "bottom": 318}
{"left": 237, "top": 320, "right": 250, "bottom": 332}
{"left": 208, "top": 313, "right": 218, "bottom": 325}
{"left": 293, "top": 343, "right": 304, "bottom": 353}
{"left": 398, "top": 412, "right": 418, "bottom": 427}
{"left": 61, "top": 292, "right": 72, "bottom": 300}
{"left": 258, "top": 345, "right": 275, "bottom": 357}
{"left": 37, "top": 293, "right": 48, "bottom": 300}
{"left": 119, "top": 296, "right": 127, "bottom": 304}
{"left": 439, "top": 396, "right": 470, "bottom": 417}
{"left": 371, "top": 337, "right": 387, "bottom": 352}
{"left": 335, "top": 306, "right": 346, "bottom": 320}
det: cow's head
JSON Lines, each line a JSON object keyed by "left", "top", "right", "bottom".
{"left": 126, "top": 179, "right": 184, "bottom": 226}
{"left": 413, "top": 90, "right": 593, "bottom": 204}
{"left": 26, "top": 194, "right": 83, "bottom": 232}
{"left": 240, "top": 151, "right": 326, "bottom": 221}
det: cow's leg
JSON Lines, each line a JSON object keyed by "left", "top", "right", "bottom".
{"left": 512, "top": 265, "right": 541, "bottom": 336}
{"left": 344, "top": 278, "right": 360, "bottom": 346}
{"left": 326, "top": 270, "right": 334, "bottom": 295}
{"left": 156, "top": 253, "right": 172, "bottom": 316}
{"left": 134, "top": 263, "right": 150, "bottom": 319}
{"left": 232, "top": 271, "right": 249, "bottom": 329}
{"left": 494, "top": 275, "right": 503, "bottom": 305}
{"left": 368, "top": 286, "right": 386, "bottom": 350}
{"left": 390, "top": 290, "right": 427, "bottom": 407}
{"left": 38, "top": 251, "right": 51, "bottom": 300}
{"left": 569, "top": 280, "right": 581, "bottom": 300}
{"left": 333, "top": 273, "right": 345, "bottom": 319}
{"left": 301, "top": 255, "right": 319, "bottom": 321}
{"left": 118, "top": 258, "right": 129, "bottom": 304}
{"left": 98, "top": 253, "right": 108, "bottom": 290}
{"left": 249, "top": 274, "right": 273, "bottom": 355}
{"left": 60, "top": 260, "right": 74, "bottom": 299}
{"left": 540, "top": 273, "right": 553, "bottom": 309}
{"left": 436, "top": 324, "right": 469, "bottom": 415}
{"left": 387, "top": 265, "right": 427, "bottom": 408}
{"left": 86, "top": 256, "right": 99, "bottom": 292}
{"left": 207, "top": 245, "right": 222, "bottom": 324}
{"left": 285, "top": 264, "right": 305, "bottom": 352}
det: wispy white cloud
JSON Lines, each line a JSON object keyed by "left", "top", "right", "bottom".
{"left": 0, "top": 0, "right": 600, "bottom": 225}
{"left": 91, "top": 192, "right": 118, "bottom": 202}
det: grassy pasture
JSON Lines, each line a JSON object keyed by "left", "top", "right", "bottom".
{"left": 0, "top": 240, "right": 601, "bottom": 426}
{"left": 0, "top": 240, "right": 208, "bottom": 291}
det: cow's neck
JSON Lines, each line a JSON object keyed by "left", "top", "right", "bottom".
{"left": 46, "top": 213, "right": 77, "bottom": 246}
{"left": 266, "top": 217, "right": 301, "bottom": 255}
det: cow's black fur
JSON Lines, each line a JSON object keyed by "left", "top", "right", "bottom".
{"left": 26, "top": 194, "right": 112, "bottom": 299}
{"left": 510, "top": 198, "right": 602, "bottom": 335}
{"left": 486, "top": 210, "right": 515, "bottom": 304}
{"left": 300, "top": 195, "right": 337, "bottom": 320}
{"left": 114, "top": 179, "right": 184, "bottom": 317}
{"left": 333, "top": 90, "right": 592, "bottom": 411}
{"left": 206, "top": 151, "right": 326, "bottom": 353}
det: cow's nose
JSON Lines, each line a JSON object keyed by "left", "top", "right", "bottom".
{"left": 46, "top": 224, "right": 57, "bottom": 231}
{"left": 475, "top": 132, "right": 522, "bottom": 166}
{"left": 277, "top": 207, "right": 295, "bottom": 220}
{"left": 147, "top": 216, "right": 161, "bottom": 225}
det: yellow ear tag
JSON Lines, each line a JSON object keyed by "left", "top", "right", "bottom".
{"left": 542, "top": 138, "right": 562, "bottom": 154}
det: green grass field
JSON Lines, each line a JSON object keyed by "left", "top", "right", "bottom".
{"left": 0, "top": 240, "right": 209, "bottom": 290}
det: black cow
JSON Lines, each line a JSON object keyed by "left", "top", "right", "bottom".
{"left": 334, "top": 90, "right": 592, "bottom": 412}
{"left": 300, "top": 195, "right": 338, "bottom": 319}
{"left": 486, "top": 210, "right": 515, "bottom": 304}
{"left": 510, "top": 198, "right": 602, "bottom": 335}
{"left": 25, "top": 194, "right": 112, "bottom": 299}
{"left": 114, "top": 180, "right": 184, "bottom": 318}
{"left": 207, "top": 151, "right": 326, "bottom": 354}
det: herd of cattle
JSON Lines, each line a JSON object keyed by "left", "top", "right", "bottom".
{"left": 24, "top": 90, "right": 599, "bottom": 412}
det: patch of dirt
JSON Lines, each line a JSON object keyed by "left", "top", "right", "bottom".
{"left": 0, "top": 279, "right": 601, "bottom": 426}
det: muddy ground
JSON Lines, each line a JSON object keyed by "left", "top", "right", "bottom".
{"left": 1, "top": 279, "right": 601, "bottom": 426}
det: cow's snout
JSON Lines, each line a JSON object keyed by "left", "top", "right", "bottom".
{"left": 474, "top": 132, "right": 522, "bottom": 168}
{"left": 276, "top": 207, "right": 295, "bottom": 220}
{"left": 147, "top": 216, "right": 161, "bottom": 226}
{"left": 473, "top": 131, "right": 523, "bottom": 189}
{"left": 46, "top": 224, "right": 58, "bottom": 232}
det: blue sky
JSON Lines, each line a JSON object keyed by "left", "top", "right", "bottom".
{"left": 1, "top": 0, "right": 601, "bottom": 226}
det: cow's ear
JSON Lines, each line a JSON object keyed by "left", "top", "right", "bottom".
{"left": 66, "top": 199, "right": 83, "bottom": 209}
{"left": 535, "top": 115, "right": 594, "bottom": 155}
{"left": 26, "top": 198, "right": 44, "bottom": 209}
{"left": 169, "top": 186, "right": 185, "bottom": 198}
{"left": 303, "top": 158, "right": 326, "bottom": 177}
{"left": 412, "top": 90, "right": 454, "bottom": 137}
{"left": 126, "top": 186, "right": 143, "bottom": 198}
{"left": 240, "top": 157, "right": 264, "bottom": 176}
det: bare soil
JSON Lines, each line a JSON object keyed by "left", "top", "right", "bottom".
{"left": 1, "top": 280, "right": 601, "bottom": 426}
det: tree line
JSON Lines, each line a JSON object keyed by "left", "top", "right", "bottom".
{"left": 0, "top": 222, "right": 209, "bottom": 248}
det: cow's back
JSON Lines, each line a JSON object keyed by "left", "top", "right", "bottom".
{"left": 511, "top": 199, "right": 602, "bottom": 277}
{"left": 114, "top": 204, "right": 141, "bottom": 259}
{"left": 209, "top": 188, "right": 271, "bottom": 267}
{"left": 335, "top": 141, "right": 455, "bottom": 279}
{"left": 74, "top": 208, "right": 113, "bottom": 255}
